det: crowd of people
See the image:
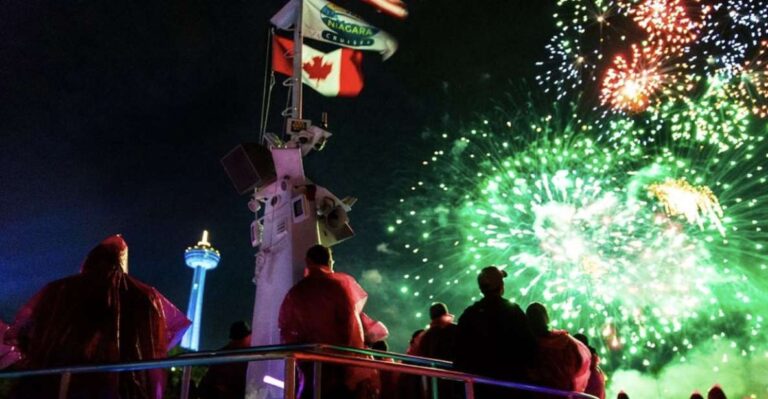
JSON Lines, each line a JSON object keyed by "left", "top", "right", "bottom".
{"left": 379, "top": 265, "right": 595, "bottom": 399}
{"left": 0, "top": 238, "right": 735, "bottom": 399}
{"left": 273, "top": 245, "right": 734, "bottom": 399}
{"left": 614, "top": 386, "right": 730, "bottom": 399}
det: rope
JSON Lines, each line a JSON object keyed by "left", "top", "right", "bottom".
{"left": 259, "top": 29, "right": 277, "bottom": 144}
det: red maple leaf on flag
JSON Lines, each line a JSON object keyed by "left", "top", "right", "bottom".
{"left": 303, "top": 56, "right": 333, "bottom": 83}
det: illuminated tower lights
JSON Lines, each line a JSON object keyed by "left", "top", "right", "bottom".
{"left": 180, "top": 230, "right": 221, "bottom": 351}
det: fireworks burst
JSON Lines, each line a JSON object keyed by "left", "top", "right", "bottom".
{"left": 536, "top": 0, "right": 635, "bottom": 100}
{"left": 539, "top": 0, "right": 768, "bottom": 123}
{"left": 600, "top": 44, "right": 666, "bottom": 112}
{"left": 648, "top": 178, "right": 724, "bottom": 236}
{"left": 386, "top": 109, "right": 768, "bottom": 372}
{"left": 649, "top": 75, "right": 753, "bottom": 152}
{"left": 383, "top": 0, "right": 768, "bottom": 390}
{"left": 630, "top": 0, "right": 700, "bottom": 48}
{"left": 700, "top": 0, "right": 768, "bottom": 77}
{"left": 732, "top": 41, "right": 768, "bottom": 118}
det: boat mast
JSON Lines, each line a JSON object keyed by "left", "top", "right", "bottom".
{"left": 291, "top": 0, "right": 303, "bottom": 120}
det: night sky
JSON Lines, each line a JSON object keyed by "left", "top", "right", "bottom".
{"left": 0, "top": 0, "right": 553, "bottom": 350}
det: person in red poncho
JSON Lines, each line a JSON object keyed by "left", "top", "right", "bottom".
{"left": 525, "top": 302, "right": 591, "bottom": 395}
{"left": 416, "top": 303, "right": 460, "bottom": 399}
{"left": 279, "top": 244, "right": 388, "bottom": 399}
{"left": 573, "top": 333, "right": 605, "bottom": 399}
{"left": 0, "top": 320, "right": 21, "bottom": 370}
{"left": 5, "top": 235, "right": 190, "bottom": 399}
{"left": 197, "top": 320, "right": 252, "bottom": 399}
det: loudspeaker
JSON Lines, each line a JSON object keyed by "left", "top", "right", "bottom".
{"left": 318, "top": 206, "right": 355, "bottom": 247}
{"left": 221, "top": 143, "right": 277, "bottom": 194}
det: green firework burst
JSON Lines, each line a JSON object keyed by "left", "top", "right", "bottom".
{"left": 385, "top": 108, "right": 768, "bottom": 372}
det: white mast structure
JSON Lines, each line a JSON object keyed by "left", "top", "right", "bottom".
{"left": 244, "top": 2, "right": 355, "bottom": 397}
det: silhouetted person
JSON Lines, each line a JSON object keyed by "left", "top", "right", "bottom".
{"left": 690, "top": 392, "right": 704, "bottom": 399}
{"left": 416, "top": 303, "right": 459, "bottom": 398}
{"left": 573, "top": 333, "right": 605, "bottom": 399}
{"left": 454, "top": 266, "right": 536, "bottom": 398}
{"left": 197, "top": 321, "right": 252, "bottom": 399}
{"left": 279, "top": 244, "right": 387, "bottom": 399}
{"left": 398, "top": 330, "right": 426, "bottom": 399}
{"left": 407, "top": 329, "right": 425, "bottom": 355}
{"left": 416, "top": 303, "right": 457, "bottom": 361}
{"left": 370, "top": 341, "right": 398, "bottom": 399}
{"left": 5, "top": 235, "right": 190, "bottom": 399}
{"left": 526, "top": 302, "right": 591, "bottom": 393}
{"left": 616, "top": 391, "right": 629, "bottom": 399}
{"left": 707, "top": 385, "right": 727, "bottom": 399}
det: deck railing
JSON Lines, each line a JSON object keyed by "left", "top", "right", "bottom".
{"left": 0, "top": 344, "right": 598, "bottom": 399}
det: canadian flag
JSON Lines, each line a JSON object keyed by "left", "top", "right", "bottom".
{"left": 272, "top": 35, "right": 364, "bottom": 97}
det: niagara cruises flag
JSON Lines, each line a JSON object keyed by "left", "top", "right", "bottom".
{"left": 303, "top": 0, "right": 398, "bottom": 60}
{"left": 272, "top": 35, "right": 364, "bottom": 97}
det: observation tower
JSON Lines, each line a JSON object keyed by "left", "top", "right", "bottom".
{"left": 180, "top": 230, "right": 221, "bottom": 351}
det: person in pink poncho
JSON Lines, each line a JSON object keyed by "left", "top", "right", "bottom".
{"left": 0, "top": 320, "right": 21, "bottom": 370}
{"left": 279, "top": 244, "right": 388, "bottom": 399}
{"left": 525, "top": 302, "right": 591, "bottom": 394}
{"left": 573, "top": 333, "right": 605, "bottom": 399}
{"left": 5, "top": 235, "right": 190, "bottom": 399}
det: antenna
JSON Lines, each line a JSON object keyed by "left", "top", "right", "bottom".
{"left": 198, "top": 230, "right": 210, "bottom": 246}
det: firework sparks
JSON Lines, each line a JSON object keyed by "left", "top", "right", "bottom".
{"left": 386, "top": 110, "right": 768, "bottom": 373}
{"left": 700, "top": 0, "right": 768, "bottom": 77}
{"left": 648, "top": 178, "right": 725, "bottom": 236}
{"left": 649, "top": 75, "right": 753, "bottom": 152}
{"left": 381, "top": 0, "right": 768, "bottom": 390}
{"left": 733, "top": 41, "right": 768, "bottom": 118}
{"left": 601, "top": 44, "right": 665, "bottom": 112}
{"left": 535, "top": 0, "right": 633, "bottom": 100}
{"left": 540, "top": 0, "right": 768, "bottom": 129}
{"left": 630, "top": 0, "right": 701, "bottom": 48}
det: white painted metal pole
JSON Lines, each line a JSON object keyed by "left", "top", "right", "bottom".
{"left": 180, "top": 366, "right": 193, "bottom": 399}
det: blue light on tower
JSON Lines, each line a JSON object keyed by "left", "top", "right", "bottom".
{"left": 181, "top": 230, "right": 220, "bottom": 351}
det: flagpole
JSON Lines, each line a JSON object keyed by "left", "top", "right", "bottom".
{"left": 292, "top": 0, "right": 304, "bottom": 119}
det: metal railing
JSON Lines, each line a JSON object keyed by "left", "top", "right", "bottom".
{"left": 0, "top": 344, "right": 598, "bottom": 399}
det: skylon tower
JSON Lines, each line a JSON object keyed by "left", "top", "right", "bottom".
{"left": 180, "top": 230, "right": 221, "bottom": 351}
